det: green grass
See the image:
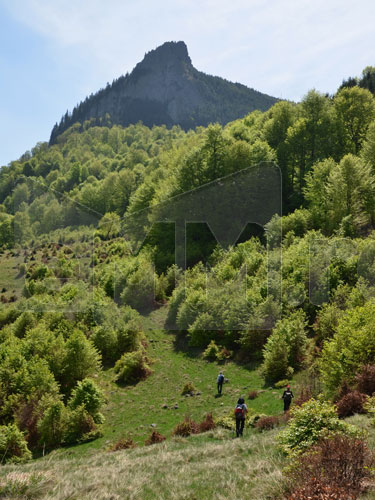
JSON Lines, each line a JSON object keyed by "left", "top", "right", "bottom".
{"left": 52, "top": 306, "right": 288, "bottom": 458}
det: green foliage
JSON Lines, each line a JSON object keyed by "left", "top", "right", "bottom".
{"left": 92, "top": 309, "right": 143, "bottom": 363}
{"left": 274, "top": 379, "right": 290, "bottom": 389}
{"left": 203, "top": 340, "right": 220, "bottom": 361}
{"left": 120, "top": 257, "right": 156, "bottom": 312}
{"left": 37, "top": 400, "right": 67, "bottom": 449}
{"left": 320, "top": 301, "right": 375, "bottom": 395}
{"left": 68, "top": 378, "right": 105, "bottom": 424}
{"left": 278, "top": 399, "right": 361, "bottom": 455}
{"left": 114, "top": 349, "right": 152, "bottom": 385}
{"left": 261, "top": 310, "right": 308, "bottom": 384}
{"left": 61, "top": 330, "right": 101, "bottom": 393}
{"left": 0, "top": 424, "right": 31, "bottom": 464}
{"left": 334, "top": 86, "right": 375, "bottom": 153}
{"left": 64, "top": 405, "right": 101, "bottom": 445}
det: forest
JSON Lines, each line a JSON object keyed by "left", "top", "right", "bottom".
{"left": 1, "top": 67, "right": 375, "bottom": 498}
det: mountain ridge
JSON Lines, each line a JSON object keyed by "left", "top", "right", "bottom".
{"left": 50, "top": 41, "right": 278, "bottom": 143}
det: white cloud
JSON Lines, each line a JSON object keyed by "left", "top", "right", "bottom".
{"left": 4, "top": 0, "right": 375, "bottom": 101}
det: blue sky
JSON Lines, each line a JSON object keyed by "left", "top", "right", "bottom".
{"left": 1, "top": 0, "right": 375, "bottom": 166}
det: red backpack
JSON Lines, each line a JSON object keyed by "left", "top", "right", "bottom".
{"left": 234, "top": 404, "right": 244, "bottom": 418}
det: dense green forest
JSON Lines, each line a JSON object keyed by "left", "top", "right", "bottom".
{"left": 2, "top": 68, "right": 375, "bottom": 498}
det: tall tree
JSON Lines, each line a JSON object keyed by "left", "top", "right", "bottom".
{"left": 334, "top": 87, "right": 375, "bottom": 154}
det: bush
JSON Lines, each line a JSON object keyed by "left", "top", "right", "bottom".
{"left": 120, "top": 263, "right": 155, "bottom": 312}
{"left": 274, "top": 379, "right": 290, "bottom": 389}
{"left": 38, "top": 401, "right": 67, "bottom": 449}
{"left": 91, "top": 326, "right": 118, "bottom": 364}
{"left": 278, "top": 399, "right": 362, "bottom": 455}
{"left": 145, "top": 431, "right": 166, "bottom": 446}
{"left": 203, "top": 340, "right": 220, "bottom": 361}
{"left": 61, "top": 330, "right": 101, "bottom": 394}
{"left": 248, "top": 390, "right": 258, "bottom": 400}
{"left": 356, "top": 364, "right": 375, "bottom": 396}
{"left": 114, "top": 349, "right": 152, "bottom": 385}
{"left": 108, "top": 437, "right": 136, "bottom": 451}
{"left": 172, "top": 417, "right": 199, "bottom": 437}
{"left": 287, "top": 434, "right": 370, "bottom": 499}
{"left": 64, "top": 405, "right": 100, "bottom": 445}
{"left": 255, "top": 416, "right": 279, "bottom": 431}
{"left": 0, "top": 424, "right": 32, "bottom": 464}
{"left": 198, "top": 413, "right": 216, "bottom": 433}
{"left": 336, "top": 390, "right": 367, "bottom": 418}
{"left": 68, "top": 378, "right": 105, "bottom": 424}
{"left": 216, "top": 347, "right": 233, "bottom": 361}
{"left": 261, "top": 310, "right": 307, "bottom": 384}
{"left": 320, "top": 302, "right": 375, "bottom": 395}
{"left": 181, "top": 382, "right": 196, "bottom": 395}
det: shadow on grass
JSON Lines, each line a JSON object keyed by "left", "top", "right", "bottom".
{"left": 172, "top": 331, "right": 203, "bottom": 359}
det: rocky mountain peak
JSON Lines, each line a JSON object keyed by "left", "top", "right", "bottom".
{"left": 139, "top": 41, "right": 192, "bottom": 69}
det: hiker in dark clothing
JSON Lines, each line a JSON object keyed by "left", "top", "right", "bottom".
{"left": 234, "top": 397, "right": 248, "bottom": 437}
{"left": 282, "top": 385, "right": 294, "bottom": 412}
{"left": 217, "top": 371, "right": 224, "bottom": 394}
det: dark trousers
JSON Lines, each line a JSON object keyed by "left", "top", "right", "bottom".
{"left": 284, "top": 400, "right": 291, "bottom": 412}
{"left": 217, "top": 382, "right": 223, "bottom": 394}
{"left": 236, "top": 418, "right": 245, "bottom": 436}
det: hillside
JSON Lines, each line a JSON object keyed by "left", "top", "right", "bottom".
{"left": 50, "top": 41, "right": 278, "bottom": 143}
{"left": 2, "top": 79, "right": 375, "bottom": 498}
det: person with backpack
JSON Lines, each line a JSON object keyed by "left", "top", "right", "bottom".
{"left": 234, "top": 397, "right": 248, "bottom": 437}
{"left": 282, "top": 385, "right": 294, "bottom": 413}
{"left": 217, "top": 371, "right": 224, "bottom": 395}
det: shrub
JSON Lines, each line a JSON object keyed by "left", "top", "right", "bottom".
{"left": 145, "top": 431, "right": 166, "bottom": 446}
{"left": 248, "top": 390, "right": 258, "bottom": 400}
{"left": 114, "top": 349, "right": 151, "bottom": 385}
{"left": 278, "top": 399, "right": 362, "bottom": 455}
{"left": 181, "top": 382, "right": 196, "bottom": 395}
{"left": 61, "top": 330, "right": 101, "bottom": 394}
{"left": 120, "top": 263, "right": 155, "bottom": 312}
{"left": 68, "top": 378, "right": 105, "bottom": 424}
{"left": 108, "top": 437, "right": 136, "bottom": 451}
{"left": 356, "top": 364, "right": 375, "bottom": 396}
{"left": 0, "top": 424, "right": 32, "bottom": 464}
{"left": 64, "top": 405, "right": 100, "bottom": 445}
{"left": 216, "top": 347, "right": 233, "bottom": 361}
{"left": 91, "top": 326, "right": 118, "bottom": 364}
{"left": 336, "top": 391, "right": 367, "bottom": 418}
{"left": 363, "top": 395, "right": 375, "bottom": 421}
{"left": 261, "top": 310, "right": 308, "bottom": 384}
{"left": 12, "top": 312, "right": 36, "bottom": 338}
{"left": 172, "top": 417, "right": 199, "bottom": 437}
{"left": 38, "top": 401, "right": 67, "bottom": 449}
{"left": 287, "top": 434, "right": 370, "bottom": 499}
{"left": 203, "top": 340, "right": 220, "bottom": 361}
{"left": 255, "top": 416, "right": 279, "bottom": 431}
{"left": 198, "top": 413, "right": 216, "bottom": 433}
{"left": 274, "top": 379, "right": 290, "bottom": 389}
{"left": 320, "top": 302, "right": 375, "bottom": 395}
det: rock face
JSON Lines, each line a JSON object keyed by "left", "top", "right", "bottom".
{"left": 50, "top": 41, "right": 278, "bottom": 143}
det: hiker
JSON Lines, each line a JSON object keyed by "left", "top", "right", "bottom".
{"left": 282, "top": 385, "right": 294, "bottom": 413}
{"left": 217, "top": 371, "right": 224, "bottom": 394}
{"left": 234, "top": 397, "right": 248, "bottom": 437}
